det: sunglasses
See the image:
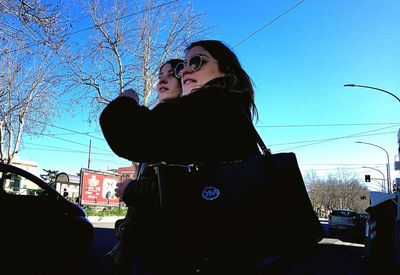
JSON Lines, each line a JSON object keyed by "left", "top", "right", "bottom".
{"left": 174, "top": 55, "right": 216, "bottom": 78}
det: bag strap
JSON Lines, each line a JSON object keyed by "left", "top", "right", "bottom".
{"left": 136, "top": 162, "right": 149, "bottom": 178}
{"left": 240, "top": 107, "right": 270, "bottom": 155}
{"left": 136, "top": 162, "right": 165, "bottom": 208}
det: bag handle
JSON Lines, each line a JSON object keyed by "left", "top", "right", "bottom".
{"left": 136, "top": 162, "right": 149, "bottom": 178}
{"left": 240, "top": 107, "right": 270, "bottom": 155}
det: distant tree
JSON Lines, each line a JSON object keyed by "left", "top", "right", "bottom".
{"left": 61, "top": 0, "right": 209, "bottom": 121}
{"left": 40, "top": 169, "right": 59, "bottom": 186}
{"left": 305, "top": 168, "right": 370, "bottom": 217}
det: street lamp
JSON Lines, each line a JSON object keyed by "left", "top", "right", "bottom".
{"left": 362, "top": 166, "right": 386, "bottom": 192}
{"left": 356, "top": 141, "right": 391, "bottom": 193}
{"left": 344, "top": 84, "right": 400, "bottom": 102}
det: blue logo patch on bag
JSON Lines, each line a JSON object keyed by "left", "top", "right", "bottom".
{"left": 201, "top": 186, "right": 220, "bottom": 200}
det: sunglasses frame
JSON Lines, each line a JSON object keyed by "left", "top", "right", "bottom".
{"left": 174, "top": 55, "right": 208, "bottom": 78}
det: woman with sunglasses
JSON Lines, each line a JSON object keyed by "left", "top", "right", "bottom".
{"left": 107, "top": 58, "right": 183, "bottom": 275}
{"left": 101, "top": 40, "right": 263, "bottom": 274}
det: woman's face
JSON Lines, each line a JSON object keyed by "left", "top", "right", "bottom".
{"left": 180, "top": 46, "right": 225, "bottom": 96}
{"left": 157, "top": 63, "right": 182, "bottom": 101}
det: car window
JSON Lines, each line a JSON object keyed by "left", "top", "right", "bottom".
{"left": 0, "top": 171, "right": 48, "bottom": 197}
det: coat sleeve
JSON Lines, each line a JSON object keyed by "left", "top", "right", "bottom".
{"left": 99, "top": 96, "right": 158, "bottom": 161}
{"left": 100, "top": 88, "right": 250, "bottom": 163}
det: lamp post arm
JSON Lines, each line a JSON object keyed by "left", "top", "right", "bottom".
{"left": 356, "top": 141, "right": 390, "bottom": 161}
{"left": 362, "top": 166, "right": 386, "bottom": 192}
{"left": 344, "top": 84, "right": 400, "bottom": 102}
{"left": 362, "top": 166, "right": 385, "bottom": 180}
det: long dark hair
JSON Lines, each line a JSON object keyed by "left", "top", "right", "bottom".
{"left": 185, "top": 40, "right": 258, "bottom": 120}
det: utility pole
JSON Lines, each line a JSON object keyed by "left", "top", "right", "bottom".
{"left": 88, "top": 139, "right": 92, "bottom": 169}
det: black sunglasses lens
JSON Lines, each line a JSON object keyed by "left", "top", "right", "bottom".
{"left": 174, "top": 63, "right": 184, "bottom": 78}
{"left": 189, "top": 55, "right": 202, "bottom": 71}
{"left": 174, "top": 55, "right": 203, "bottom": 78}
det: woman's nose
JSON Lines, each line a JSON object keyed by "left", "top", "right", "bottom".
{"left": 158, "top": 74, "right": 168, "bottom": 83}
{"left": 180, "top": 64, "right": 192, "bottom": 77}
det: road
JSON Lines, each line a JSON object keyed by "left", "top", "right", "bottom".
{"left": 40, "top": 220, "right": 398, "bottom": 275}
{"left": 82, "top": 220, "right": 368, "bottom": 275}
{"left": 81, "top": 222, "right": 117, "bottom": 275}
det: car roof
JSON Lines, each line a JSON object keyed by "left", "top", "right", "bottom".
{"left": 0, "top": 162, "right": 58, "bottom": 195}
{"left": 332, "top": 209, "right": 356, "bottom": 212}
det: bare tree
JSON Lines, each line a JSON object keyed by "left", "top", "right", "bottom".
{"left": 0, "top": 0, "right": 67, "bottom": 51}
{"left": 61, "top": 0, "right": 209, "bottom": 121}
{"left": 0, "top": 46, "right": 60, "bottom": 164}
{"left": 305, "top": 168, "right": 370, "bottom": 217}
{"left": 0, "top": 0, "right": 67, "bottom": 164}
{"left": 0, "top": 0, "right": 208, "bottom": 165}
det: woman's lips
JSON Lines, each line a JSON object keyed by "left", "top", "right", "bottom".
{"left": 158, "top": 87, "right": 169, "bottom": 92}
{"left": 183, "top": 78, "right": 196, "bottom": 84}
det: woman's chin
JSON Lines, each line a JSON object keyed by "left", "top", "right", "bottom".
{"left": 183, "top": 85, "right": 200, "bottom": 96}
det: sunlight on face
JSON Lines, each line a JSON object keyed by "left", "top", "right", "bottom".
{"left": 180, "top": 46, "right": 225, "bottom": 96}
{"left": 157, "top": 63, "right": 181, "bottom": 101}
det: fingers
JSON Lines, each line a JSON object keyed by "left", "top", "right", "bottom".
{"left": 115, "top": 181, "right": 123, "bottom": 198}
{"left": 114, "top": 187, "right": 121, "bottom": 198}
{"left": 114, "top": 179, "right": 133, "bottom": 200}
{"left": 121, "top": 89, "right": 139, "bottom": 102}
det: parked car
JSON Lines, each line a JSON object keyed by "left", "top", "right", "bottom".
{"left": 328, "top": 209, "right": 358, "bottom": 232}
{"left": 0, "top": 162, "right": 94, "bottom": 273}
{"left": 356, "top": 212, "right": 370, "bottom": 223}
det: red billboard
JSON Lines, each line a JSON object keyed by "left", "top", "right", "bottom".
{"left": 80, "top": 168, "right": 121, "bottom": 206}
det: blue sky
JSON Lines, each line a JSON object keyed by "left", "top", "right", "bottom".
{"left": 19, "top": 0, "right": 399, "bottom": 191}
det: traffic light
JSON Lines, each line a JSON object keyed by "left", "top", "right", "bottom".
{"left": 365, "top": 175, "right": 371, "bottom": 182}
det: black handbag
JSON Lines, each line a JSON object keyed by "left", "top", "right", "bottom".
{"left": 153, "top": 110, "right": 325, "bottom": 267}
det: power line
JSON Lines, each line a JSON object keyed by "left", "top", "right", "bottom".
{"left": 38, "top": 133, "right": 108, "bottom": 151}
{"left": 301, "top": 163, "right": 385, "bottom": 166}
{"left": 46, "top": 131, "right": 98, "bottom": 136}
{"left": 22, "top": 120, "right": 398, "bottom": 155}
{"left": 4, "top": 0, "right": 178, "bottom": 55}
{"left": 301, "top": 166, "right": 387, "bottom": 173}
{"left": 26, "top": 118, "right": 105, "bottom": 141}
{"left": 91, "top": 158, "right": 131, "bottom": 165}
{"left": 65, "top": 0, "right": 178, "bottom": 36}
{"left": 270, "top": 130, "right": 398, "bottom": 147}
{"left": 23, "top": 127, "right": 396, "bottom": 160}
{"left": 29, "top": 117, "right": 400, "bottom": 142}
{"left": 23, "top": 142, "right": 115, "bottom": 156}
{"left": 273, "top": 124, "right": 399, "bottom": 152}
{"left": 256, "top": 122, "right": 400, "bottom": 128}
{"left": 233, "top": 0, "right": 306, "bottom": 48}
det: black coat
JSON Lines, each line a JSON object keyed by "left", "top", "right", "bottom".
{"left": 100, "top": 77, "right": 259, "bottom": 164}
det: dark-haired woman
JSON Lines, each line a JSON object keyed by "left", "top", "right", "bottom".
{"left": 107, "top": 59, "right": 183, "bottom": 275}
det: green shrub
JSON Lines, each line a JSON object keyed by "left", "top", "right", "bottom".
{"left": 84, "top": 206, "right": 127, "bottom": 217}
